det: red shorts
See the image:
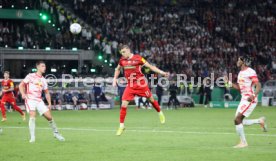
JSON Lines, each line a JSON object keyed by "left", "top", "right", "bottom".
{"left": 1, "top": 95, "right": 16, "bottom": 104}
{"left": 122, "top": 85, "right": 152, "bottom": 101}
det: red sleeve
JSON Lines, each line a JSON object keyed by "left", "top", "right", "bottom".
{"left": 119, "top": 58, "right": 123, "bottom": 66}
{"left": 250, "top": 76, "right": 259, "bottom": 83}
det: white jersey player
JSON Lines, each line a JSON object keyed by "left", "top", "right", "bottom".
{"left": 19, "top": 61, "right": 65, "bottom": 143}
{"left": 225, "top": 55, "right": 267, "bottom": 148}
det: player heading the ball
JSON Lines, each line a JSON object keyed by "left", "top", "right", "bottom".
{"left": 113, "top": 44, "right": 169, "bottom": 136}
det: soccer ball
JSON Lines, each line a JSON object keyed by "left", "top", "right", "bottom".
{"left": 70, "top": 23, "right": 82, "bottom": 34}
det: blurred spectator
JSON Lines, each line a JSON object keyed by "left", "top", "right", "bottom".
{"left": 63, "top": 90, "right": 73, "bottom": 104}
{"left": 92, "top": 83, "right": 103, "bottom": 109}
{"left": 168, "top": 81, "right": 180, "bottom": 109}
{"left": 52, "top": 91, "right": 62, "bottom": 110}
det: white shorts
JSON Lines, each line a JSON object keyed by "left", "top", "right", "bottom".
{"left": 235, "top": 100, "right": 257, "bottom": 117}
{"left": 25, "top": 99, "right": 49, "bottom": 116}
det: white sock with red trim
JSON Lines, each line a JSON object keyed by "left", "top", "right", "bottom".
{"left": 243, "top": 119, "right": 260, "bottom": 126}
{"left": 236, "top": 124, "right": 247, "bottom": 144}
{"left": 29, "top": 117, "right": 35, "bottom": 139}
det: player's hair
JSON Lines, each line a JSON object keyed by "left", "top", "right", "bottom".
{"left": 36, "top": 60, "right": 45, "bottom": 66}
{"left": 239, "top": 55, "right": 252, "bottom": 66}
{"left": 4, "top": 71, "right": 9, "bottom": 75}
{"left": 118, "top": 44, "right": 130, "bottom": 51}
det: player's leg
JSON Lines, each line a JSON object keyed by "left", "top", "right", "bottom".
{"left": 25, "top": 99, "right": 37, "bottom": 142}
{"left": 243, "top": 117, "right": 267, "bottom": 131}
{"left": 116, "top": 87, "right": 134, "bottom": 136}
{"left": 28, "top": 110, "right": 36, "bottom": 143}
{"left": 233, "top": 100, "right": 258, "bottom": 148}
{"left": 148, "top": 96, "right": 165, "bottom": 124}
{"left": 0, "top": 100, "right": 7, "bottom": 121}
{"left": 242, "top": 101, "right": 267, "bottom": 132}
{"left": 9, "top": 98, "right": 25, "bottom": 121}
{"left": 38, "top": 101, "right": 65, "bottom": 141}
{"left": 116, "top": 100, "right": 130, "bottom": 136}
{"left": 234, "top": 112, "right": 247, "bottom": 148}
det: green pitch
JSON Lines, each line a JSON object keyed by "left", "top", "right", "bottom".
{"left": 0, "top": 106, "right": 275, "bottom": 161}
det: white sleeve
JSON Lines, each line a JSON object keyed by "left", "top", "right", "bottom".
{"left": 42, "top": 78, "right": 48, "bottom": 90}
{"left": 23, "top": 74, "right": 31, "bottom": 84}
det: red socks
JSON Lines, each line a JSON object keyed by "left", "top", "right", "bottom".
{"left": 12, "top": 104, "right": 24, "bottom": 115}
{"left": 120, "top": 106, "right": 127, "bottom": 123}
{"left": 151, "top": 100, "right": 161, "bottom": 112}
{"left": 0, "top": 103, "right": 6, "bottom": 118}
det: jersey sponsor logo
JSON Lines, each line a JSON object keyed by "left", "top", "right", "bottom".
{"left": 35, "top": 80, "right": 43, "bottom": 88}
{"left": 123, "top": 66, "right": 136, "bottom": 69}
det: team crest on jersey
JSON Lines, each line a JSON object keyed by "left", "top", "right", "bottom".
{"left": 35, "top": 80, "right": 43, "bottom": 88}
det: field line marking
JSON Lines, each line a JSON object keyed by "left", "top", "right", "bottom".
{"left": 3, "top": 126, "right": 276, "bottom": 137}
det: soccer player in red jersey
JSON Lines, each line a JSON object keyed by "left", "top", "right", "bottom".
{"left": 113, "top": 45, "right": 169, "bottom": 136}
{"left": 0, "top": 71, "right": 25, "bottom": 122}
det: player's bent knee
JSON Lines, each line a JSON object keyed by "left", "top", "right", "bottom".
{"left": 29, "top": 111, "right": 36, "bottom": 118}
{"left": 121, "top": 101, "right": 129, "bottom": 107}
{"left": 234, "top": 118, "right": 242, "bottom": 125}
{"left": 43, "top": 111, "right": 53, "bottom": 121}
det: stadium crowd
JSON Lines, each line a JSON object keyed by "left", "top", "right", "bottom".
{"left": 0, "top": 0, "right": 275, "bottom": 82}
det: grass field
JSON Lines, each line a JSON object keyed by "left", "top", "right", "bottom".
{"left": 0, "top": 106, "right": 275, "bottom": 161}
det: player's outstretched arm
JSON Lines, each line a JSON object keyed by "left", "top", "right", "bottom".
{"left": 224, "top": 75, "right": 240, "bottom": 90}
{"left": 113, "top": 65, "right": 121, "bottom": 87}
{"left": 144, "top": 62, "right": 169, "bottom": 77}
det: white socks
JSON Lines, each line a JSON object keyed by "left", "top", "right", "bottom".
{"left": 243, "top": 119, "right": 260, "bottom": 126}
{"left": 29, "top": 117, "right": 35, "bottom": 139}
{"left": 158, "top": 111, "right": 163, "bottom": 116}
{"left": 236, "top": 124, "right": 247, "bottom": 144}
{"left": 49, "top": 120, "right": 59, "bottom": 133}
{"left": 120, "top": 123, "right": 124, "bottom": 128}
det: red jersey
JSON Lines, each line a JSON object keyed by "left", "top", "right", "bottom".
{"left": 1, "top": 79, "right": 14, "bottom": 97}
{"left": 119, "top": 54, "right": 146, "bottom": 84}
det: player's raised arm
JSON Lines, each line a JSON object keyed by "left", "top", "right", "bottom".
{"left": 143, "top": 61, "right": 169, "bottom": 77}
{"left": 113, "top": 64, "right": 121, "bottom": 87}
{"left": 224, "top": 75, "right": 240, "bottom": 91}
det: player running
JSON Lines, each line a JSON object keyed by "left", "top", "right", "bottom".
{"left": 113, "top": 45, "right": 169, "bottom": 136}
{"left": 224, "top": 55, "right": 267, "bottom": 148}
{"left": 19, "top": 61, "right": 65, "bottom": 143}
{"left": 1, "top": 71, "right": 25, "bottom": 122}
